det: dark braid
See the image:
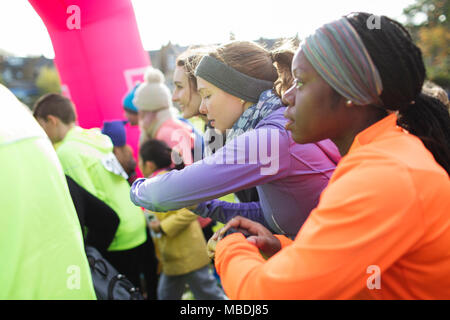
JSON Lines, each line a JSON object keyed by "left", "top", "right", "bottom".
{"left": 346, "top": 12, "right": 450, "bottom": 174}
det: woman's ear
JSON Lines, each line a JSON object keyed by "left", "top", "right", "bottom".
{"left": 47, "top": 114, "right": 59, "bottom": 126}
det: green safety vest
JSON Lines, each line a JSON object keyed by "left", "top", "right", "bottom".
{"left": 0, "top": 85, "right": 96, "bottom": 299}
{"left": 56, "top": 126, "right": 146, "bottom": 251}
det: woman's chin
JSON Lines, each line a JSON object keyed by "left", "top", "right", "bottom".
{"left": 289, "top": 130, "right": 309, "bottom": 144}
{"left": 182, "top": 108, "right": 200, "bottom": 120}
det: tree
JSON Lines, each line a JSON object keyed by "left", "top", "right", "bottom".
{"left": 403, "top": 0, "right": 449, "bottom": 28}
{"left": 403, "top": 0, "right": 450, "bottom": 87}
{"left": 35, "top": 66, "right": 61, "bottom": 94}
{"left": 418, "top": 25, "right": 450, "bottom": 86}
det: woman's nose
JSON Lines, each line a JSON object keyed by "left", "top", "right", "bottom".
{"left": 282, "top": 85, "right": 295, "bottom": 107}
{"left": 199, "top": 100, "right": 207, "bottom": 115}
{"left": 172, "top": 89, "right": 179, "bottom": 102}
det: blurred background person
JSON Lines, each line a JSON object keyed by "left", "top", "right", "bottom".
{"left": 33, "top": 93, "right": 158, "bottom": 299}
{"left": 133, "top": 67, "right": 194, "bottom": 165}
{"left": 0, "top": 84, "right": 96, "bottom": 299}
{"left": 139, "top": 139, "right": 226, "bottom": 300}
{"left": 131, "top": 40, "right": 340, "bottom": 240}
{"left": 102, "top": 120, "right": 138, "bottom": 185}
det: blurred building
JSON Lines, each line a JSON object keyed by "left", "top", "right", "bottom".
{"left": 0, "top": 55, "right": 53, "bottom": 105}
{"left": 0, "top": 37, "right": 293, "bottom": 107}
{"left": 148, "top": 37, "right": 296, "bottom": 92}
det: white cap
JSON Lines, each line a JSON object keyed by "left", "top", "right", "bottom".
{"left": 133, "top": 67, "right": 173, "bottom": 111}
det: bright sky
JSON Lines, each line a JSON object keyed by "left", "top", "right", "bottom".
{"left": 0, "top": 0, "right": 417, "bottom": 58}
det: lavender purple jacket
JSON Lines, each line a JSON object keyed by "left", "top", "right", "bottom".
{"left": 130, "top": 107, "right": 340, "bottom": 238}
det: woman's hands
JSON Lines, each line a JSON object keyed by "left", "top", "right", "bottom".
{"left": 207, "top": 216, "right": 282, "bottom": 260}
{"left": 206, "top": 230, "right": 223, "bottom": 260}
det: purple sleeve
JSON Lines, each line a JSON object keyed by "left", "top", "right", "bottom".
{"left": 130, "top": 125, "right": 291, "bottom": 212}
{"left": 193, "top": 200, "right": 271, "bottom": 228}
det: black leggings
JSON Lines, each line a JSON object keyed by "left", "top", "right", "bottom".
{"left": 104, "top": 229, "right": 159, "bottom": 300}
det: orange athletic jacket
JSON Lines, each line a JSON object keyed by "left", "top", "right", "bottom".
{"left": 215, "top": 114, "right": 450, "bottom": 299}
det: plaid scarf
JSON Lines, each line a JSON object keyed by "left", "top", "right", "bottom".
{"left": 226, "top": 90, "right": 283, "bottom": 141}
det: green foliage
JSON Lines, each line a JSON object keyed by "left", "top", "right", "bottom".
{"left": 403, "top": 0, "right": 450, "bottom": 88}
{"left": 35, "top": 66, "right": 61, "bottom": 95}
{"left": 403, "top": 0, "right": 449, "bottom": 27}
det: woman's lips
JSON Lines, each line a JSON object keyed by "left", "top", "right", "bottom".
{"left": 285, "top": 118, "right": 294, "bottom": 130}
{"left": 284, "top": 108, "right": 294, "bottom": 130}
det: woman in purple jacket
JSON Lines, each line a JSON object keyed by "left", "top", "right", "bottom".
{"left": 131, "top": 41, "right": 340, "bottom": 239}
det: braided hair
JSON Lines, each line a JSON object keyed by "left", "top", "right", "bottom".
{"left": 346, "top": 12, "right": 450, "bottom": 174}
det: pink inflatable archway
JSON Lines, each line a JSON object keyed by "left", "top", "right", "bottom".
{"left": 29, "top": 0, "right": 150, "bottom": 175}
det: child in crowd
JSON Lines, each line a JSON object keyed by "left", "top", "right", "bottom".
{"left": 139, "top": 139, "right": 226, "bottom": 300}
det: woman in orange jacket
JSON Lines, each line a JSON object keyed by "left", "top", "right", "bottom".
{"left": 210, "top": 12, "right": 450, "bottom": 299}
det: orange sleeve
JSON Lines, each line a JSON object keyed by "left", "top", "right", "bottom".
{"left": 274, "top": 234, "right": 293, "bottom": 248}
{"left": 215, "top": 158, "right": 425, "bottom": 299}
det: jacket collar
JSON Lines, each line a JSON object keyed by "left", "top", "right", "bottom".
{"left": 348, "top": 113, "right": 399, "bottom": 154}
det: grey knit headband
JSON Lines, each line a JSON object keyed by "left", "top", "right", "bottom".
{"left": 195, "top": 55, "right": 274, "bottom": 103}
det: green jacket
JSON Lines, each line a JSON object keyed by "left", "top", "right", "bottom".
{"left": 0, "top": 85, "right": 96, "bottom": 299}
{"left": 56, "top": 126, "right": 146, "bottom": 251}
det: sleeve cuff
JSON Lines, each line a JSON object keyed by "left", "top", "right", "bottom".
{"left": 192, "top": 202, "right": 208, "bottom": 217}
{"left": 274, "top": 234, "right": 293, "bottom": 248}
{"left": 215, "top": 233, "right": 259, "bottom": 272}
{"left": 216, "top": 232, "right": 247, "bottom": 253}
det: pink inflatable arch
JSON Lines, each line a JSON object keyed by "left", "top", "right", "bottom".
{"left": 29, "top": 0, "right": 149, "bottom": 172}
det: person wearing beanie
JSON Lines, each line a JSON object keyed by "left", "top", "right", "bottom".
{"left": 122, "top": 83, "right": 144, "bottom": 179}
{"left": 123, "top": 83, "right": 140, "bottom": 126}
{"left": 133, "top": 67, "right": 194, "bottom": 165}
{"left": 102, "top": 120, "right": 128, "bottom": 147}
{"left": 102, "top": 120, "right": 138, "bottom": 185}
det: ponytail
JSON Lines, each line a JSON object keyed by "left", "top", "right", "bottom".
{"left": 397, "top": 94, "right": 450, "bottom": 174}
{"left": 346, "top": 12, "right": 450, "bottom": 175}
